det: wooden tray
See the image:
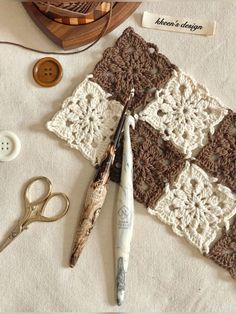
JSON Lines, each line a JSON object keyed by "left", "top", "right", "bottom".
{"left": 22, "top": 2, "right": 140, "bottom": 50}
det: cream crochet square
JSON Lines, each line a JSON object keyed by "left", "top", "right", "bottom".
{"left": 148, "top": 162, "right": 236, "bottom": 253}
{"left": 139, "top": 70, "right": 228, "bottom": 157}
{"left": 47, "top": 75, "right": 123, "bottom": 165}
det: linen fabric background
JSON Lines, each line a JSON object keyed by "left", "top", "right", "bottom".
{"left": 0, "top": 0, "right": 235, "bottom": 312}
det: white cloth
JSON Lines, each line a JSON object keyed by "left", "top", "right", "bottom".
{"left": 0, "top": 1, "right": 235, "bottom": 312}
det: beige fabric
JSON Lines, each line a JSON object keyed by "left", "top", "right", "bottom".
{"left": 0, "top": 0, "right": 235, "bottom": 312}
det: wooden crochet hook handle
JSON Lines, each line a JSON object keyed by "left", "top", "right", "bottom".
{"left": 69, "top": 151, "right": 112, "bottom": 268}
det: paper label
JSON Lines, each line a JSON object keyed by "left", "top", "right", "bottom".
{"left": 142, "top": 12, "right": 216, "bottom": 36}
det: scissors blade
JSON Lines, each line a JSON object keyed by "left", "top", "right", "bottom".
{"left": 0, "top": 223, "right": 23, "bottom": 253}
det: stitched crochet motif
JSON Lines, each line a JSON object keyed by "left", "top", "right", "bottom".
{"left": 47, "top": 75, "right": 123, "bottom": 165}
{"left": 196, "top": 112, "right": 236, "bottom": 193}
{"left": 130, "top": 120, "right": 185, "bottom": 208}
{"left": 148, "top": 162, "right": 236, "bottom": 253}
{"left": 208, "top": 218, "right": 236, "bottom": 279}
{"left": 139, "top": 70, "right": 228, "bottom": 157}
{"left": 92, "top": 27, "right": 176, "bottom": 110}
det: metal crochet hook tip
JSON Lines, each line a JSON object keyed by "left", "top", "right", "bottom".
{"left": 117, "top": 297, "right": 122, "bottom": 307}
{"left": 117, "top": 286, "right": 125, "bottom": 306}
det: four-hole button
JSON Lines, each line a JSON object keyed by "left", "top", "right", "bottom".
{"left": 33, "top": 57, "right": 63, "bottom": 87}
{"left": 0, "top": 130, "right": 21, "bottom": 162}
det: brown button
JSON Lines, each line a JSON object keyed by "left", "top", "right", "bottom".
{"left": 33, "top": 57, "right": 63, "bottom": 87}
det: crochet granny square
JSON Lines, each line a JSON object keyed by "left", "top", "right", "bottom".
{"left": 47, "top": 27, "right": 236, "bottom": 279}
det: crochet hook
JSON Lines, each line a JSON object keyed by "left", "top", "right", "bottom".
{"left": 70, "top": 90, "right": 135, "bottom": 268}
{"left": 116, "top": 114, "right": 135, "bottom": 306}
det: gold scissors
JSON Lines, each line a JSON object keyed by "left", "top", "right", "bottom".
{"left": 0, "top": 176, "right": 70, "bottom": 252}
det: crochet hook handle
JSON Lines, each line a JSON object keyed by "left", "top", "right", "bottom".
{"left": 116, "top": 115, "right": 135, "bottom": 306}
{"left": 70, "top": 90, "right": 134, "bottom": 268}
{"left": 69, "top": 150, "right": 112, "bottom": 268}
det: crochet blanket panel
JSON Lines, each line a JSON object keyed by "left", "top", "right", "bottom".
{"left": 46, "top": 27, "right": 236, "bottom": 279}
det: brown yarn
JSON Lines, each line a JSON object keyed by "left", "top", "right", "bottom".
{"left": 92, "top": 27, "right": 177, "bottom": 111}
{"left": 207, "top": 218, "right": 236, "bottom": 279}
{"left": 111, "top": 121, "right": 186, "bottom": 207}
{"left": 129, "top": 120, "right": 185, "bottom": 208}
{"left": 196, "top": 111, "right": 236, "bottom": 193}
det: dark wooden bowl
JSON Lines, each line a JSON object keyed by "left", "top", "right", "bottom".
{"left": 22, "top": 2, "right": 141, "bottom": 50}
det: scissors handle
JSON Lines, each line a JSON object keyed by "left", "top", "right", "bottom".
{"left": 24, "top": 176, "right": 52, "bottom": 208}
{"left": 24, "top": 176, "right": 70, "bottom": 225}
{"left": 35, "top": 192, "right": 70, "bottom": 223}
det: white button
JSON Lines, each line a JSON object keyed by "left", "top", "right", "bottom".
{"left": 0, "top": 130, "right": 21, "bottom": 162}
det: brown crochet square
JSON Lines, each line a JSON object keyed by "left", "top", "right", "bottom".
{"left": 207, "top": 217, "right": 236, "bottom": 279}
{"left": 195, "top": 112, "right": 236, "bottom": 193}
{"left": 92, "top": 27, "right": 176, "bottom": 111}
{"left": 130, "top": 120, "right": 186, "bottom": 208}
